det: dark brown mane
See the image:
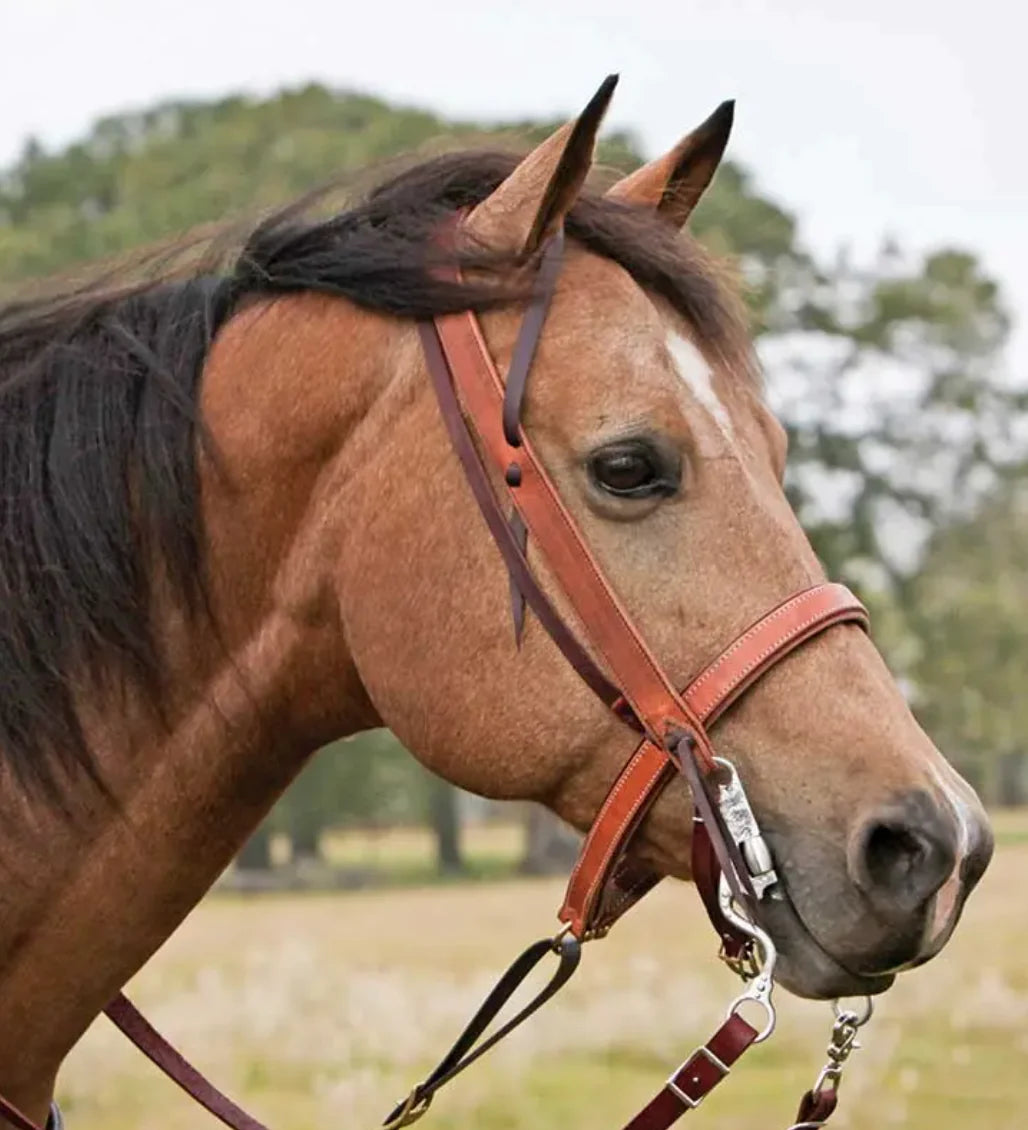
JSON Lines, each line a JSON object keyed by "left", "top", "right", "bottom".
{"left": 0, "top": 147, "right": 754, "bottom": 799}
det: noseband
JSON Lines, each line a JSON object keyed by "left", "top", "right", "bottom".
{"left": 0, "top": 226, "right": 875, "bottom": 1130}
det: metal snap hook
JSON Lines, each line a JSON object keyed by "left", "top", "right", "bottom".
{"left": 725, "top": 971, "right": 778, "bottom": 1043}
{"left": 718, "top": 874, "right": 779, "bottom": 1042}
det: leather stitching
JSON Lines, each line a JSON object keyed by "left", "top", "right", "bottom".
{"left": 562, "top": 747, "right": 647, "bottom": 909}
{"left": 686, "top": 590, "right": 866, "bottom": 715}
{"left": 579, "top": 751, "right": 656, "bottom": 911}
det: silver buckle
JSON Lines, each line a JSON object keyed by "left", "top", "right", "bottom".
{"left": 665, "top": 1044, "right": 731, "bottom": 1109}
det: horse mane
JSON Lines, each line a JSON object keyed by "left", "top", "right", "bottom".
{"left": 0, "top": 148, "right": 755, "bottom": 799}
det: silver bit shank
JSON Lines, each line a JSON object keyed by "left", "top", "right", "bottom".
{"left": 713, "top": 758, "right": 780, "bottom": 899}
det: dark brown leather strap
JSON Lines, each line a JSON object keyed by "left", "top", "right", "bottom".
{"left": 501, "top": 230, "right": 565, "bottom": 448}
{"left": 509, "top": 509, "right": 529, "bottom": 645}
{"left": 622, "top": 1021, "right": 845, "bottom": 1130}
{"left": 502, "top": 229, "right": 564, "bottom": 645}
{"left": 621, "top": 1013, "right": 759, "bottom": 1130}
{"left": 0, "top": 1096, "right": 44, "bottom": 1130}
{"left": 381, "top": 933, "right": 580, "bottom": 1127}
{"left": 690, "top": 817, "right": 748, "bottom": 960}
{"left": 0, "top": 1098, "right": 62, "bottom": 1130}
{"left": 419, "top": 319, "right": 621, "bottom": 707}
{"left": 792, "top": 1087, "right": 839, "bottom": 1127}
{"left": 674, "top": 734, "right": 757, "bottom": 914}
{"left": 104, "top": 995, "right": 270, "bottom": 1130}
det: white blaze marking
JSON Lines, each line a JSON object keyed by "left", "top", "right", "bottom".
{"left": 928, "top": 761, "right": 975, "bottom": 941}
{"left": 929, "top": 761, "right": 974, "bottom": 859}
{"left": 666, "top": 331, "right": 734, "bottom": 439}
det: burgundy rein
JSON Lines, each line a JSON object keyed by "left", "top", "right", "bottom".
{"left": 0, "top": 223, "right": 874, "bottom": 1130}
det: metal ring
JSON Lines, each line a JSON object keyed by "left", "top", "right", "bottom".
{"left": 382, "top": 1089, "right": 432, "bottom": 1130}
{"left": 727, "top": 991, "right": 777, "bottom": 1043}
{"left": 832, "top": 996, "right": 874, "bottom": 1026}
{"left": 710, "top": 756, "right": 737, "bottom": 785}
{"left": 552, "top": 921, "right": 574, "bottom": 945}
{"left": 718, "top": 874, "right": 778, "bottom": 982}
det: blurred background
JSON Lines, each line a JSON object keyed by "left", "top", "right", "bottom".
{"left": 2, "top": 2, "right": 1025, "bottom": 1127}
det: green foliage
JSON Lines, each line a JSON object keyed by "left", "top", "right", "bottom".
{"left": 689, "top": 161, "right": 801, "bottom": 331}
{"left": 271, "top": 729, "right": 430, "bottom": 850}
{"left": 762, "top": 239, "right": 1020, "bottom": 596}
{"left": 905, "top": 486, "right": 1028, "bottom": 800}
{"left": 0, "top": 83, "right": 645, "bottom": 284}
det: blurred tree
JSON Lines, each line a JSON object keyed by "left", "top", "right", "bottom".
{"left": 278, "top": 729, "right": 427, "bottom": 850}
{"left": 427, "top": 776, "right": 464, "bottom": 875}
{"left": 519, "top": 807, "right": 581, "bottom": 876}
{"left": 237, "top": 823, "right": 273, "bottom": 872}
{"left": 904, "top": 484, "right": 1028, "bottom": 804}
{"left": 761, "top": 243, "right": 1019, "bottom": 599}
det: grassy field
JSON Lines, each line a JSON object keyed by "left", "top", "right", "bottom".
{"left": 58, "top": 813, "right": 1028, "bottom": 1130}
{"left": 319, "top": 820, "right": 524, "bottom": 880}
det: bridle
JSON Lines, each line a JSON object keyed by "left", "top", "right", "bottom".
{"left": 0, "top": 224, "right": 876, "bottom": 1130}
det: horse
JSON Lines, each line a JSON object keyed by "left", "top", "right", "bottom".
{"left": 0, "top": 75, "right": 992, "bottom": 1129}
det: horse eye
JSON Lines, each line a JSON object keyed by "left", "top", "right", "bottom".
{"left": 588, "top": 442, "right": 676, "bottom": 499}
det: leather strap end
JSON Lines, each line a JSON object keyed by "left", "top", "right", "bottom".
{"left": 509, "top": 510, "right": 528, "bottom": 646}
{"left": 791, "top": 1087, "right": 839, "bottom": 1127}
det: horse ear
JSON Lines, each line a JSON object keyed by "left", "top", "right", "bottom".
{"left": 606, "top": 100, "right": 734, "bottom": 227}
{"left": 464, "top": 75, "right": 619, "bottom": 256}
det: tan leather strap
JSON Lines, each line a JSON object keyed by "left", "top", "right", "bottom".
{"left": 432, "top": 305, "right": 718, "bottom": 767}
{"left": 560, "top": 583, "right": 869, "bottom": 938}
{"left": 420, "top": 318, "right": 622, "bottom": 707}
{"left": 680, "top": 584, "right": 870, "bottom": 726}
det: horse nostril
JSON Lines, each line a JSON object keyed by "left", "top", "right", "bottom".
{"left": 865, "top": 824, "right": 929, "bottom": 889}
{"left": 849, "top": 794, "right": 957, "bottom": 921}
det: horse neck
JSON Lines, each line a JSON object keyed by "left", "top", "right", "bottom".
{"left": 0, "top": 293, "right": 394, "bottom": 1120}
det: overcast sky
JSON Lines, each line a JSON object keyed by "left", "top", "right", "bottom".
{"left": 3, "top": 0, "right": 1024, "bottom": 374}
